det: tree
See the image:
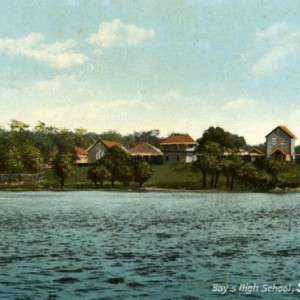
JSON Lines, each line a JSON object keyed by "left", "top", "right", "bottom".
{"left": 238, "top": 162, "right": 259, "bottom": 188}
{"left": 133, "top": 129, "right": 162, "bottom": 147}
{"left": 99, "top": 146, "right": 132, "bottom": 187}
{"left": 52, "top": 152, "right": 75, "bottom": 187}
{"left": 34, "top": 121, "right": 47, "bottom": 133}
{"left": 10, "top": 119, "right": 30, "bottom": 132}
{"left": 118, "top": 164, "right": 134, "bottom": 187}
{"left": 5, "top": 142, "right": 43, "bottom": 173}
{"left": 133, "top": 160, "right": 153, "bottom": 187}
{"left": 6, "top": 145, "right": 24, "bottom": 173}
{"left": 196, "top": 126, "right": 247, "bottom": 190}
{"left": 74, "top": 127, "right": 91, "bottom": 149}
{"left": 33, "top": 121, "right": 58, "bottom": 163}
{"left": 195, "top": 141, "right": 222, "bottom": 189}
{"left": 53, "top": 128, "right": 75, "bottom": 153}
{"left": 22, "top": 144, "right": 43, "bottom": 173}
{"left": 87, "top": 164, "right": 111, "bottom": 188}
{"left": 197, "top": 126, "right": 246, "bottom": 150}
{"left": 99, "top": 130, "right": 123, "bottom": 143}
{"left": 264, "top": 159, "right": 290, "bottom": 187}
{"left": 222, "top": 154, "right": 243, "bottom": 190}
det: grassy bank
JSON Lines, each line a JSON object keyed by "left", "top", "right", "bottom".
{"left": 0, "top": 164, "right": 245, "bottom": 191}
{"left": 1, "top": 163, "right": 300, "bottom": 192}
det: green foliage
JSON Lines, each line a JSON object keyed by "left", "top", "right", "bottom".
{"left": 223, "top": 155, "right": 244, "bottom": 190}
{"left": 237, "top": 159, "right": 291, "bottom": 190}
{"left": 74, "top": 127, "right": 93, "bottom": 149}
{"left": 197, "top": 126, "right": 246, "bottom": 150}
{"left": 6, "top": 143, "right": 43, "bottom": 173}
{"left": 87, "top": 164, "right": 111, "bottom": 188}
{"left": 21, "top": 144, "right": 43, "bottom": 173}
{"left": 194, "top": 141, "right": 223, "bottom": 189}
{"left": 6, "top": 145, "right": 23, "bottom": 173}
{"left": 52, "top": 152, "right": 75, "bottom": 187}
{"left": 54, "top": 129, "right": 75, "bottom": 153}
{"left": 99, "top": 130, "right": 123, "bottom": 143}
{"left": 195, "top": 126, "right": 247, "bottom": 190}
{"left": 133, "top": 161, "right": 153, "bottom": 187}
{"left": 10, "top": 119, "right": 30, "bottom": 132}
{"left": 98, "top": 146, "right": 132, "bottom": 187}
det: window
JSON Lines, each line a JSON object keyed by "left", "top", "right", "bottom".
{"left": 177, "top": 155, "right": 180, "bottom": 162}
{"left": 166, "top": 155, "right": 169, "bottom": 162}
{"left": 281, "top": 139, "right": 286, "bottom": 145}
{"left": 271, "top": 137, "right": 276, "bottom": 145}
{"left": 96, "top": 150, "right": 104, "bottom": 160}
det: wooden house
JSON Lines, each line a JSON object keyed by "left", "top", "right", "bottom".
{"left": 74, "top": 147, "right": 88, "bottom": 165}
{"left": 47, "top": 147, "right": 88, "bottom": 166}
{"left": 129, "top": 142, "right": 163, "bottom": 164}
{"left": 266, "top": 125, "right": 297, "bottom": 162}
{"left": 87, "top": 139, "right": 127, "bottom": 164}
{"left": 246, "top": 147, "right": 265, "bottom": 162}
{"left": 160, "top": 133, "right": 197, "bottom": 163}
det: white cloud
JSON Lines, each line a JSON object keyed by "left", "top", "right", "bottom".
{"left": 88, "top": 19, "right": 155, "bottom": 49}
{"left": 251, "top": 23, "right": 300, "bottom": 76}
{"left": 225, "top": 98, "right": 258, "bottom": 109}
{"left": 0, "top": 32, "right": 88, "bottom": 69}
{"left": 255, "top": 22, "right": 287, "bottom": 41}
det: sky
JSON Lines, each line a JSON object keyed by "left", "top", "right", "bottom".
{"left": 1, "top": 0, "right": 300, "bottom": 145}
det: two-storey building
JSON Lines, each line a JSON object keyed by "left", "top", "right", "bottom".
{"left": 160, "top": 133, "right": 196, "bottom": 164}
{"left": 266, "top": 125, "right": 297, "bottom": 162}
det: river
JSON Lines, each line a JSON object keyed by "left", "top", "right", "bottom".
{"left": 0, "top": 191, "right": 299, "bottom": 299}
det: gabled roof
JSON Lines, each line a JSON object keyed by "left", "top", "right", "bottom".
{"left": 87, "top": 139, "right": 123, "bottom": 152}
{"left": 101, "top": 140, "right": 122, "bottom": 148}
{"left": 266, "top": 125, "right": 297, "bottom": 139}
{"left": 129, "top": 142, "right": 163, "bottom": 156}
{"left": 248, "top": 147, "right": 265, "bottom": 155}
{"left": 160, "top": 134, "right": 196, "bottom": 145}
{"left": 269, "top": 146, "right": 288, "bottom": 156}
{"left": 75, "top": 147, "right": 87, "bottom": 156}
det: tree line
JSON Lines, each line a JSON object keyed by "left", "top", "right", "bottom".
{"left": 194, "top": 126, "right": 290, "bottom": 191}
{"left": 0, "top": 119, "right": 162, "bottom": 173}
{"left": 53, "top": 146, "right": 152, "bottom": 188}
{"left": 0, "top": 119, "right": 290, "bottom": 190}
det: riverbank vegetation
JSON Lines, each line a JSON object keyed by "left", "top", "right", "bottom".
{"left": 0, "top": 119, "right": 299, "bottom": 192}
{"left": 1, "top": 163, "right": 300, "bottom": 192}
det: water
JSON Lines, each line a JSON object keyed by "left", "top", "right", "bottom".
{"left": 0, "top": 191, "right": 300, "bottom": 299}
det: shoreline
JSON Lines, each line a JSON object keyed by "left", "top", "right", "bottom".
{"left": 0, "top": 184, "right": 299, "bottom": 193}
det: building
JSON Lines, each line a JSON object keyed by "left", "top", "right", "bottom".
{"left": 47, "top": 147, "right": 88, "bottom": 166}
{"left": 129, "top": 142, "right": 163, "bottom": 164}
{"left": 243, "top": 147, "right": 265, "bottom": 162}
{"left": 87, "top": 139, "right": 127, "bottom": 164}
{"left": 74, "top": 147, "right": 88, "bottom": 165}
{"left": 160, "top": 133, "right": 197, "bottom": 163}
{"left": 266, "top": 125, "right": 297, "bottom": 162}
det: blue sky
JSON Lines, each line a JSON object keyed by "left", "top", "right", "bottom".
{"left": 1, "top": 0, "right": 300, "bottom": 144}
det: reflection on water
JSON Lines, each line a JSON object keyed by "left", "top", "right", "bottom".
{"left": 0, "top": 191, "right": 299, "bottom": 299}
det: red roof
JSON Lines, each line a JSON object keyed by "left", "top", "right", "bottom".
{"left": 266, "top": 125, "right": 297, "bottom": 139}
{"left": 101, "top": 140, "right": 122, "bottom": 149}
{"left": 75, "top": 147, "right": 87, "bottom": 155}
{"left": 129, "top": 142, "right": 162, "bottom": 156}
{"left": 278, "top": 125, "right": 297, "bottom": 139}
{"left": 160, "top": 134, "right": 196, "bottom": 145}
